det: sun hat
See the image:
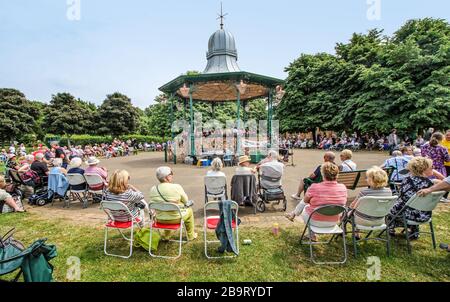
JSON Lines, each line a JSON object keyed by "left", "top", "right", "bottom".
{"left": 7, "top": 154, "right": 16, "bottom": 159}
{"left": 86, "top": 156, "right": 100, "bottom": 166}
{"left": 238, "top": 155, "right": 251, "bottom": 165}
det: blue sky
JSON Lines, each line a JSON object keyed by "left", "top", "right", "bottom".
{"left": 0, "top": 0, "right": 448, "bottom": 108}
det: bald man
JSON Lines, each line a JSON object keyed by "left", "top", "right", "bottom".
{"left": 291, "top": 151, "right": 336, "bottom": 201}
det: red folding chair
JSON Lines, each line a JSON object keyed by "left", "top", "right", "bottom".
{"left": 149, "top": 202, "right": 188, "bottom": 259}
{"left": 101, "top": 200, "right": 144, "bottom": 259}
{"left": 204, "top": 200, "right": 239, "bottom": 259}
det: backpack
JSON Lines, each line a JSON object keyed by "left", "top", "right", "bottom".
{"left": 20, "top": 170, "right": 41, "bottom": 186}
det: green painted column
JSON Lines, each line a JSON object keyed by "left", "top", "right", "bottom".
{"left": 267, "top": 88, "right": 274, "bottom": 149}
{"left": 236, "top": 90, "right": 241, "bottom": 156}
{"left": 169, "top": 94, "right": 177, "bottom": 164}
{"left": 189, "top": 85, "right": 195, "bottom": 157}
{"left": 243, "top": 101, "right": 247, "bottom": 123}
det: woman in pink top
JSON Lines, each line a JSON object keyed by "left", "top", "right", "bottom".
{"left": 84, "top": 157, "right": 108, "bottom": 184}
{"left": 285, "top": 162, "right": 347, "bottom": 241}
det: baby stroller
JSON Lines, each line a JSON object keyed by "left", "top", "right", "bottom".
{"left": 0, "top": 228, "right": 57, "bottom": 282}
{"left": 256, "top": 165, "right": 287, "bottom": 213}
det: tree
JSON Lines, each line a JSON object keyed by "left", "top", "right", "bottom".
{"left": 277, "top": 53, "right": 350, "bottom": 135}
{"left": 29, "top": 100, "right": 48, "bottom": 142}
{"left": 97, "top": 92, "right": 140, "bottom": 137}
{"left": 0, "top": 89, "right": 39, "bottom": 145}
{"left": 44, "top": 93, "right": 93, "bottom": 137}
{"left": 278, "top": 18, "right": 450, "bottom": 136}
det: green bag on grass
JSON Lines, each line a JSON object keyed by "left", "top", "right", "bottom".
{"left": 134, "top": 229, "right": 160, "bottom": 252}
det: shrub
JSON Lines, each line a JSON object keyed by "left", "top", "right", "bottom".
{"left": 44, "top": 134, "right": 166, "bottom": 147}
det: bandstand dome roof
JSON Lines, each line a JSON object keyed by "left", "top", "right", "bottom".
{"left": 204, "top": 28, "right": 240, "bottom": 74}
{"left": 159, "top": 19, "right": 284, "bottom": 102}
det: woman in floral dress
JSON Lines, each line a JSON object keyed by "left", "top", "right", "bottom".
{"left": 388, "top": 157, "right": 436, "bottom": 239}
{"left": 421, "top": 132, "right": 450, "bottom": 177}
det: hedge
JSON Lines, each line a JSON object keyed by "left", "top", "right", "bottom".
{"left": 44, "top": 134, "right": 166, "bottom": 147}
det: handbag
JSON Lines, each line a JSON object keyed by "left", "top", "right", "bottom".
{"left": 133, "top": 228, "right": 160, "bottom": 252}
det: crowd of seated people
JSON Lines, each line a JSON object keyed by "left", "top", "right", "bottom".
{"left": 2, "top": 129, "right": 450, "bottom": 256}
{"left": 280, "top": 130, "right": 444, "bottom": 154}
{"left": 284, "top": 129, "right": 450, "bottom": 249}
{"left": 1, "top": 139, "right": 168, "bottom": 168}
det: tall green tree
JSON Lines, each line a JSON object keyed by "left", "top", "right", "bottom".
{"left": 278, "top": 18, "right": 450, "bottom": 136}
{"left": 44, "top": 93, "right": 93, "bottom": 137}
{"left": 0, "top": 89, "right": 39, "bottom": 145}
{"left": 97, "top": 92, "right": 140, "bottom": 137}
{"left": 277, "top": 53, "right": 350, "bottom": 135}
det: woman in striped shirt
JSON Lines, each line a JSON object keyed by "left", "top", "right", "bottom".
{"left": 104, "top": 170, "right": 146, "bottom": 224}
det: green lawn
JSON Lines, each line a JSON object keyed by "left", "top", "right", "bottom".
{"left": 1, "top": 210, "right": 450, "bottom": 282}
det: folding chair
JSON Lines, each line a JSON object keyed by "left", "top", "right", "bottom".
{"left": 346, "top": 196, "right": 397, "bottom": 257}
{"left": 203, "top": 201, "right": 239, "bottom": 259}
{"left": 390, "top": 181, "right": 403, "bottom": 196}
{"left": 148, "top": 202, "right": 188, "bottom": 259}
{"left": 84, "top": 174, "right": 106, "bottom": 203}
{"left": 100, "top": 200, "right": 144, "bottom": 259}
{"left": 300, "top": 205, "right": 348, "bottom": 265}
{"left": 387, "top": 191, "right": 445, "bottom": 254}
{"left": 7, "top": 169, "right": 25, "bottom": 187}
{"left": 66, "top": 174, "right": 88, "bottom": 208}
{"left": 204, "top": 176, "right": 228, "bottom": 203}
{"left": 223, "top": 154, "right": 234, "bottom": 167}
{"left": 48, "top": 171, "right": 70, "bottom": 207}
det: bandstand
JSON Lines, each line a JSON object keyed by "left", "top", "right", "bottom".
{"left": 159, "top": 11, "right": 285, "bottom": 164}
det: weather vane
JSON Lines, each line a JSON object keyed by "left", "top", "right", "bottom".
{"left": 217, "top": 2, "right": 228, "bottom": 29}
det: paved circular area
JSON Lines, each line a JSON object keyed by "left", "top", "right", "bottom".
{"left": 26, "top": 150, "right": 390, "bottom": 227}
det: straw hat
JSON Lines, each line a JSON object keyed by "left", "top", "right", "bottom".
{"left": 238, "top": 155, "right": 251, "bottom": 165}
{"left": 86, "top": 156, "right": 100, "bottom": 166}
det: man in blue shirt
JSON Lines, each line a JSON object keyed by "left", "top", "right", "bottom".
{"left": 381, "top": 150, "right": 408, "bottom": 182}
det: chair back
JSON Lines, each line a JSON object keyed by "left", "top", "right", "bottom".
{"left": 84, "top": 173, "right": 105, "bottom": 186}
{"left": 259, "top": 165, "right": 282, "bottom": 189}
{"left": 7, "top": 169, "right": 24, "bottom": 185}
{"left": 313, "top": 205, "right": 347, "bottom": 217}
{"left": 355, "top": 196, "right": 397, "bottom": 218}
{"left": 101, "top": 200, "right": 133, "bottom": 222}
{"left": 149, "top": 202, "right": 183, "bottom": 215}
{"left": 406, "top": 191, "right": 446, "bottom": 212}
{"left": 66, "top": 174, "right": 87, "bottom": 187}
{"left": 204, "top": 176, "right": 227, "bottom": 195}
{"left": 205, "top": 200, "right": 239, "bottom": 212}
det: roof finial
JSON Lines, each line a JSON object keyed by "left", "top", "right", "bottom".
{"left": 217, "top": 2, "right": 228, "bottom": 29}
